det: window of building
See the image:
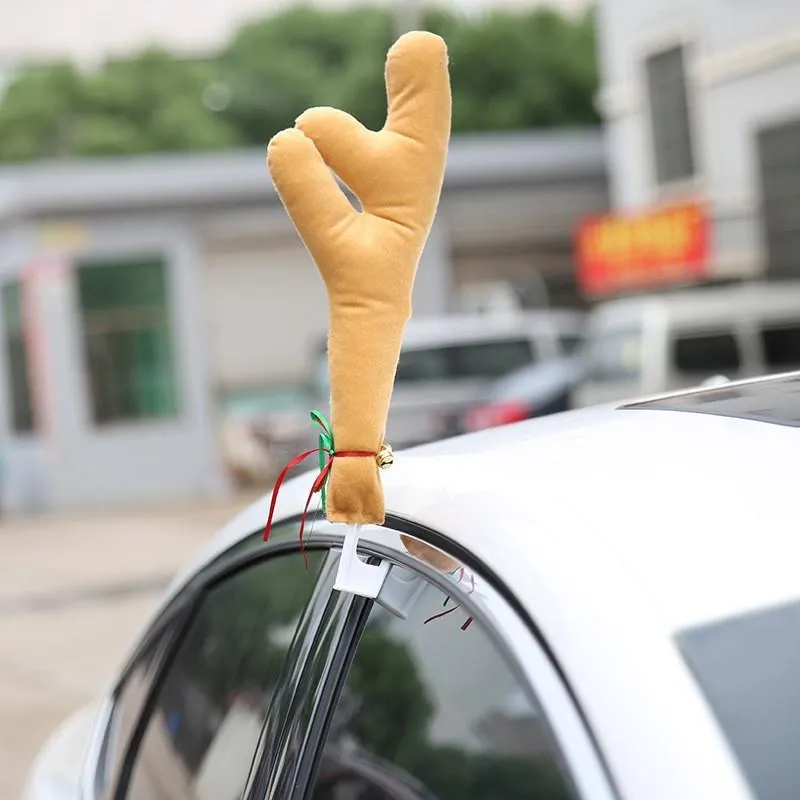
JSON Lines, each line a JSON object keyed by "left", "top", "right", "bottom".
{"left": 2, "top": 281, "right": 34, "bottom": 433}
{"left": 121, "top": 548, "right": 326, "bottom": 800}
{"left": 310, "top": 576, "right": 579, "bottom": 800}
{"left": 672, "top": 331, "right": 742, "bottom": 375}
{"left": 757, "top": 118, "right": 800, "bottom": 279}
{"left": 77, "top": 257, "right": 179, "bottom": 424}
{"left": 645, "top": 44, "right": 696, "bottom": 184}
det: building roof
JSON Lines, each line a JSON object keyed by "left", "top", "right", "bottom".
{"left": 0, "top": 127, "right": 606, "bottom": 219}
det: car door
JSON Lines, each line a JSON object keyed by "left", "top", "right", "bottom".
{"left": 268, "top": 518, "right": 619, "bottom": 800}
{"left": 87, "top": 518, "right": 356, "bottom": 800}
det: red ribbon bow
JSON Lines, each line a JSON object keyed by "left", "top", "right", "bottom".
{"left": 263, "top": 445, "right": 375, "bottom": 550}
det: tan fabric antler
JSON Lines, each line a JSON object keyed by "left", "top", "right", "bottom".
{"left": 267, "top": 31, "right": 451, "bottom": 525}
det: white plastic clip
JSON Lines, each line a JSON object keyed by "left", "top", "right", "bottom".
{"left": 333, "top": 524, "right": 390, "bottom": 598}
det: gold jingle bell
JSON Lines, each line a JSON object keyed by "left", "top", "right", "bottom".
{"left": 376, "top": 442, "right": 394, "bottom": 470}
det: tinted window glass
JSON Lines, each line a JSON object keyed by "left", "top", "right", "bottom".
{"left": 448, "top": 339, "right": 535, "bottom": 379}
{"left": 678, "top": 600, "right": 800, "bottom": 800}
{"left": 99, "top": 618, "right": 181, "bottom": 796}
{"left": 123, "top": 549, "right": 325, "bottom": 800}
{"left": 395, "top": 348, "right": 449, "bottom": 383}
{"left": 558, "top": 334, "right": 584, "bottom": 356}
{"left": 587, "top": 327, "right": 642, "bottom": 382}
{"left": 310, "top": 574, "right": 577, "bottom": 800}
{"left": 622, "top": 373, "right": 800, "bottom": 427}
{"left": 673, "top": 332, "right": 741, "bottom": 374}
{"left": 760, "top": 324, "right": 800, "bottom": 369}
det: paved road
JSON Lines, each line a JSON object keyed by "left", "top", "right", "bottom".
{"left": 0, "top": 494, "right": 259, "bottom": 799}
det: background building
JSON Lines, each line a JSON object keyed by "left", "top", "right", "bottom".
{"left": 0, "top": 128, "right": 607, "bottom": 514}
{"left": 590, "top": 0, "right": 800, "bottom": 296}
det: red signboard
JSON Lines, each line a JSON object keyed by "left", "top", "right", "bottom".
{"left": 575, "top": 201, "right": 710, "bottom": 297}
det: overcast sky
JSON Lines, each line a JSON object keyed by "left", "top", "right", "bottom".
{"left": 0, "top": 0, "right": 593, "bottom": 65}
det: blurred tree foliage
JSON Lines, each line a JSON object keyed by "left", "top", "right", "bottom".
{"left": 0, "top": 4, "right": 599, "bottom": 163}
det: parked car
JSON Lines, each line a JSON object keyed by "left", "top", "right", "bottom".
{"left": 575, "top": 280, "right": 800, "bottom": 408}
{"left": 25, "top": 370, "right": 800, "bottom": 800}
{"left": 312, "top": 309, "right": 585, "bottom": 447}
{"left": 458, "top": 355, "right": 588, "bottom": 433}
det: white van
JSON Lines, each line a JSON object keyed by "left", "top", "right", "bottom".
{"left": 575, "top": 282, "right": 800, "bottom": 408}
{"left": 313, "top": 309, "right": 585, "bottom": 447}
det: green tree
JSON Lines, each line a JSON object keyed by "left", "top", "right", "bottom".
{"left": 0, "top": 48, "right": 242, "bottom": 162}
{"left": 0, "top": 5, "right": 599, "bottom": 163}
{"left": 75, "top": 47, "right": 242, "bottom": 156}
{"left": 0, "top": 61, "right": 87, "bottom": 161}
{"left": 430, "top": 6, "right": 600, "bottom": 132}
{"left": 218, "top": 5, "right": 394, "bottom": 144}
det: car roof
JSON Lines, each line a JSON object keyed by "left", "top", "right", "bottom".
{"left": 588, "top": 281, "right": 800, "bottom": 328}
{"left": 310, "top": 310, "right": 585, "bottom": 360}
{"left": 399, "top": 310, "right": 584, "bottom": 350}
{"left": 169, "top": 371, "right": 800, "bottom": 650}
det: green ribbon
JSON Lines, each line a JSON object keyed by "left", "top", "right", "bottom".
{"left": 310, "top": 409, "right": 333, "bottom": 513}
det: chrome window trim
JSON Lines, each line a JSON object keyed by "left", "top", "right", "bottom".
{"left": 111, "top": 541, "right": 340, "bottom": 800}
{"left": 290, "top": 516, "right": 621, "bottom": 800}
{"left": 81, "top": 517, "right": 336, "bottom": 800}
{"left": 81, "top": 603, "right": 194, "bottom": 800}
{"left": 246, "top": 560, "right": 374, "bottom": 800}
{"left": 80, "top": 694, "right": 113, "bottom": 800}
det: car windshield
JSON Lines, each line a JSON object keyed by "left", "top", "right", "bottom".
{"left": 585, "top": 325, "right": 642, "bottom": 382}
{"left": 313, "top": 338, "right": 535, "bottom": 394}
{"left": 677, "top": 600, "right": 800, "bottom": 800}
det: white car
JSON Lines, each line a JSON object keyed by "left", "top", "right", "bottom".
{"left": 25, "top": 371, "right": 800, "bottom": 800}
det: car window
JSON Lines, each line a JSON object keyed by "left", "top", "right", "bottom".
{"left": 120, "top": 547, "right": 327, "bottom": 800}
{"left": 586, "top": 326, "right": 642, "bottom": 382}
{"left": 678, "top": 599, "right": 800, "bottom": 800}
{"left": 309, "top": 572, "right": 578, "bottom": 800}
{"left": 672, "top": 331, "right": 742, "bottom": 375}
{"left": 448, "top": 339, "right": 536, "bottom": 379}
{"left": 96, "top": 616, "right": 184, "bottom": 798}
{"left": 558, "top": 335, "right": 584, "bottom": 356}
{"left": 759, "top": 322, "right": 800, "bottom": 370}
{"left": 395, "top": 339, "right": 536, "bottom": 385}
{"left": 395, "top": 348, "right": 449, "bottom": 383}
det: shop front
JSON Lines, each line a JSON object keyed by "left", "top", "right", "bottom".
{"left": 574, "top": 200, "right": 712, "bottom": 300}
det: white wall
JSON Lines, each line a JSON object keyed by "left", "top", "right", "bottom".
{"left": 0, "top": 214, "right": 228, "bottom": 513}
{"left": 596, "top": 0, "right": 800, "bottom": 276}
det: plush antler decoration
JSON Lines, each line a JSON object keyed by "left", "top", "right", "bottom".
{"left": 267, "top": 31, "right": 451, "bottom": 528}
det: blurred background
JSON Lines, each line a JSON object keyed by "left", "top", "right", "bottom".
{"left": 1, "top": 0, "right": 799, "bottom": 793}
